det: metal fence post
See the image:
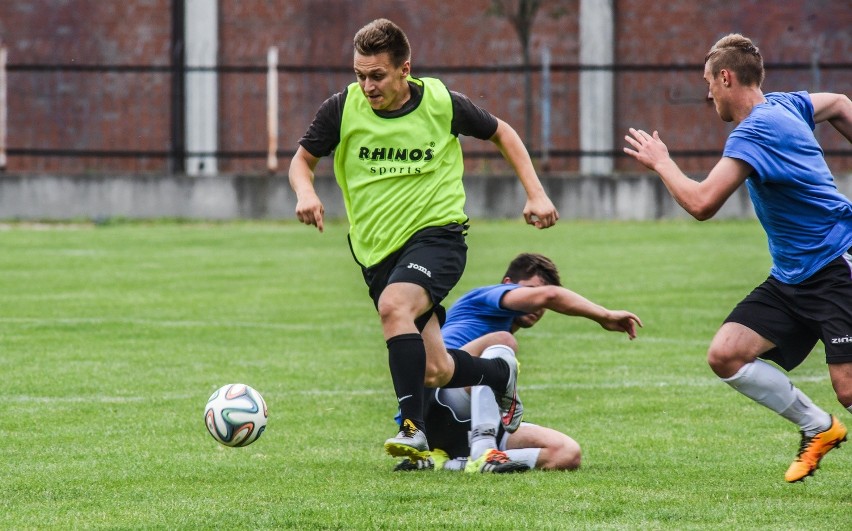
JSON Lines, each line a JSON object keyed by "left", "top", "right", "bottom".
{"left": 267, "top": 46, "right": 279, "bottom": 173}
{"left": 540, "top": 46, "right": 551, "bottom": 169}
{"left": 0, "top": 46, "right": 7, "bottom": 170}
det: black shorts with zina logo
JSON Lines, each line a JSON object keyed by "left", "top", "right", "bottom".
{"left": 724, "top": 249, "right": 852, "bottom": 371}
{"left": 358, "top": 223, "right": 468, "bottom": 331}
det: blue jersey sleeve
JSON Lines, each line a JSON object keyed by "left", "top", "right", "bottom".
{"left": 724, "top": 92, "right": 816, "bottom": 184}
{"left": 783, "top": 91, "right": 816, "bottom": 130}
{"left": 441, "top": 284, "right": 527, "bottom": 349}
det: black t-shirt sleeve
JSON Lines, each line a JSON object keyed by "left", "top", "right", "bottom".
{"left": 297, "top": 89, "right": 346, "bottom": 158}
{"left": 298, "top": 86, "right": 498, "bottom": 155}
{"left": 449, "top": 91, "right": 499, "bottom": 140}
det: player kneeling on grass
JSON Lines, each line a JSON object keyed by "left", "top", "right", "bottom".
{"left": 395, "top": 343, "right": 578, "bottom": 474}
{"left": 393, "top": 253, "right": 642, "bottom": 473}
{"left": 624, "top": 33, "right": 852, "bottom": 483}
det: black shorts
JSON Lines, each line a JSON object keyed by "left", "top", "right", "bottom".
{"left": 724, "top": 250, "right": 852, "bottom": 371}
{"left": 359, "top": 223, "right": 468, "bottom": 330}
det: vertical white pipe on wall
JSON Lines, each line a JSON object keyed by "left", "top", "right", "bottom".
{"left": 185, "top": 0, "right": 218, "bottom": 176}
{"left": 579, "top": 0, "right": 614, "bottom": 175}
{"left": 267, "top": 46, "right": 279, "bottom": 173}
{"left": 0, "top": 46, "right": 7, "bottom": 170}
{"left": 540, "top": 46, "right": 551, "bottom": 169}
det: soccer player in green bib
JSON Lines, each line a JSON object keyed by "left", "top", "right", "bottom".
{"left": 289, "top": 18, "right": 559, "bottom": 464}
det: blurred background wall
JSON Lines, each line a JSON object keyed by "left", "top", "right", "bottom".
{"left": 0, "top": 0, "right": 849, "bottom": 220}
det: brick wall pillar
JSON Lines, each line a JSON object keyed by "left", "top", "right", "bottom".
{"left": 185, "top": 0, "right": 218, "bottom": 176}
{"left": 579, "top": 0, "right": 614, "bottom": 175}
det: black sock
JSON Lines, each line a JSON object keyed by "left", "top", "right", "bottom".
{"left": 444, "top": 349, "right": 508, "bottom": 390}
{"left": 387, "top": 333, "right": 426, "bottom": 432}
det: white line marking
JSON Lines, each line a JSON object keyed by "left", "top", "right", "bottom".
{"left": 8, "top": 374, "right": 829, "bottom": 404}
{"left": 0, "top": 316, "right": 357, "bottom": 331}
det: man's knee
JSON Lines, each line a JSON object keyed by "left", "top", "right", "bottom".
{"left": 552, "top": 442, "right": 581, "bottom": 471}
{"left": 706, "top": 326, "right": 765, "bottom": 378}
{"left": 377, "top": 297, "right": 411, "bottom": 326}
{"left": 490, "top": 331, "right": 518, "bottom": 352}
{"left": 831, "top": 367, "right": 852, "bottom": 407}
{"left": 377, "top": 283, "right": 430, "bottom": 325}
{"left": 707, "top": 344, "right": 735, "bottom": 377}
{"left": 423, "top": 361, "right": 452, "bottom": 387}
{"left": 541, "top": 437, "right": 581, "bottom": 471}
{"left": 836, "top": 390, "right": 852, "bottom": 408}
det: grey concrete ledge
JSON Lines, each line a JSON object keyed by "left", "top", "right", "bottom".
{"left": 1, "top": 172, "right": 849, "bottom": 222}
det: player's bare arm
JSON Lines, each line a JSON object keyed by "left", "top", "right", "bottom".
{"left": 288, "top": 146, "right": 326, "bottom": 232}
{"left": 489, "top": 119, "right": 559, "bottom": 229}
{"left": 623, "top": 128, "right": 750, "bottom": 221}
{"left": 810, "top": 92, "right": 852, "bottom": 142}
{"left": 501, "top": 285, "right": 642, "bottom": 339}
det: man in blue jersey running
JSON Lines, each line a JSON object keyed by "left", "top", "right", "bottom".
{"left": 393, "top": 253, "right": 642, "bottom": 473}
{"left": 624, "top": 33, "right": 852, "bottom": 483}
{"left": 289, "top": 19, "right": 559, "bottom": 464}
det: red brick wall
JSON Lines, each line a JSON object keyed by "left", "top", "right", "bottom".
{"left": 1, "top": 0, "right": 172, "bottom": 173}
{"left": 0, "top": 0, "right": 848, "bottom": 175}
{"left": 615, "top": 0, "right": 852, "bottom": 172}
{"left": 217, "top": 0, "right": 579, "bottom": 175}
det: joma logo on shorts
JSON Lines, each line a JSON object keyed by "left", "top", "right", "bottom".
{"left": 830, "top": 335, "right": 852, "bottom": 344}
{"left": 407, "top": 262, "right": 431, "bottom": 277}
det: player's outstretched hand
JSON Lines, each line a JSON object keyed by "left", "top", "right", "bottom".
{"left": 523, "top": 195, "right": 559, "bottom": 229}
{"left": 295, "top": 192, "right": 325, "bottom": 233}
{"left": 623, "top": 128, "right": 670, "bottom": 172}
{"left": 600, "top": 310, "right": 643, "bottom": 340}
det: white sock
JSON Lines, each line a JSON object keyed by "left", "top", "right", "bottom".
{"left": 468, "top": 383, "right": 503, "bottom": 460}
{"left": 469, "top": 423, "right": 498, "bottom": 461}
{"left": 470, "top": 385, "right": 502, "bottom": 428}
{"left": 505, "top": 448, "right": 540, "bottom": 469}
{"left": 481, "top": 344, "right": 516, "bottom": 359}
{"left": 470, "top": 345, "right": 517, "bottom": 460}
{"left": 722, "top": 359, "right": 831, "bottom": 435}
{"left": 441, "top": 458, "right": 467, "bottom": 471}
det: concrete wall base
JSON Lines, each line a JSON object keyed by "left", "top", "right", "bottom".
{"left": 1, "top": 172, "right": 848, "bottom": 222}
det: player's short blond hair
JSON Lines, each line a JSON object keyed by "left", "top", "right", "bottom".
{"left": 705, "top": 33, "right": 765, "bottom": 87}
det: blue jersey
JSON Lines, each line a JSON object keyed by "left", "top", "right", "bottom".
{"left": 723, "top": 91, "right": 852, "bottom": 284}
{"left": 441, "top": 284, "right": 528, "bottom": 349}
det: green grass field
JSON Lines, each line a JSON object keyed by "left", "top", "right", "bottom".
{"left": 2, "top": 219, "right": 850, "bottom": 529}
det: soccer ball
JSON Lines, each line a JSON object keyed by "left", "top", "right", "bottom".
{"left": 204, "top": 383, "right": 268, "bottom": 447}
